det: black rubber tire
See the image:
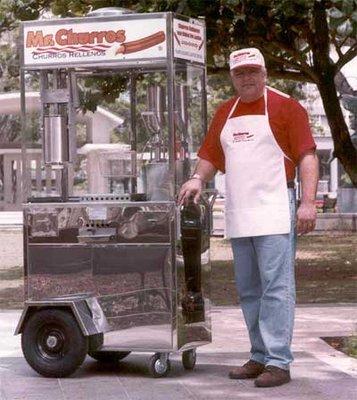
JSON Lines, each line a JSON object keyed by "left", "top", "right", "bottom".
{"left": 182, "top": 349, "right": 196, "bottom": 370}
{"left": 148, "top": 353, "right": 171, "bottom": 378}
{"left": 21, "top": 308, "right": 88, "bottom": 378}
{"left": 88, "top": 351, "right": 131, "bottom": 363}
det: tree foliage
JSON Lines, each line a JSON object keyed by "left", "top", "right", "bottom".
{"left": 0, "top": 0, "right": 356, "bottom": 185}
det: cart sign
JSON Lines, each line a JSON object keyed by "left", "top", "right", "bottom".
{"left": 173, "top": 18, "right": 205, "bottom": 64}
{"left": 23, "top": 17, "right": 167, "bottom": 67}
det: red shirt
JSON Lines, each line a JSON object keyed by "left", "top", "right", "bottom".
{"left": 198, "top": 87, "right": 316, "bottom": 181}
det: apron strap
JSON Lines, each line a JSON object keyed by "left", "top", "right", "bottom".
{"left": 227, "top": 89, "right": 293, "bottom": 163}
{"left": 264, "top": 88, "right": 293, "bottom": 163}
{"left": 264, "top": 88, "right": 268, "bottom": 115}
{"left": 227, "top": 97, "right": 240, "bottom": 119}
{"left": 228, "top": 90, "right": 268, "bottom": 119}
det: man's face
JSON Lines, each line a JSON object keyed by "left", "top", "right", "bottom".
{"left": 230, "top": 66, "right": 266, "bottom": 103}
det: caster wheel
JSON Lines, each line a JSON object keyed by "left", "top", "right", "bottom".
{"left": 182, "top": 349, "right": 196, "bottom": 370}
{"left": 149, "top": 353, "right": 171, "bottom": 378}
{"left": 21, "top": 309, "right": 88, "bottom": 378}
{"left": 88, "top": 351, "right": 131, "bottom": 363}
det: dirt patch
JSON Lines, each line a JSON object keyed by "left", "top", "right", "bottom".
{"left": 0, "top": 230, "right": 23, "bottom": 270}
{"left": 322, "top": 336, "right": 357, "bottom": 358}
{"left": 210, "top": 238, "right": 233, "bottom": 260}
{"left": 0, "top": 286, "right": 24, "bottom": 309}
{"left": 210, "top": 233, "right": 357, "bottom": 305}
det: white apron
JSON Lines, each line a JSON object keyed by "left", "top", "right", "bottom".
{"left": 220, "top": 89, "right": 291, "bottom": 238}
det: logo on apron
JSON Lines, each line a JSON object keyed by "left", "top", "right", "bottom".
{"left": 233, "top": 132, "right": 254, "bottom": 142}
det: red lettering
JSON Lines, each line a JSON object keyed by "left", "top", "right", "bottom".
{"left": 98, "top": 32, "right": 106, "bottom": 43}
{"left": 105, "top": 30, "right": 117, "bottom": 43}
{"left": 26, "top": 31, "right": 54, "bottom": 47}
{"left": 78, "top": 32, "right": 89, "bottom": 45}
{"left": 116, "top": 30, "right": 126, "bottom": 42}
{"left": 55, "top": 29, "right": 68, "bottom": 46}
{"left": 89, "top": 31, "right": 97, "bottom": 44}
{"left": 52, "top": 27, "right": 127, "bottom": 46}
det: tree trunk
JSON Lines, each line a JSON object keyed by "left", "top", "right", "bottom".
{"left": 317, "top": 76, "right": 357, "bottom": 187}
{"left": 311, "top": 1, "right": 357, "bottom": 187}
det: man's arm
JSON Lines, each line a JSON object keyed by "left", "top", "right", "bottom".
{"left": 178, "top": 159, "right": 217, "bottom": 205}
{"left": 297, "top": 151, "right": 319, "bottom": 234}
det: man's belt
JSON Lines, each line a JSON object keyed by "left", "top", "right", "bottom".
{"left": 287, "top": 181, "right": 295, "bottom": 189}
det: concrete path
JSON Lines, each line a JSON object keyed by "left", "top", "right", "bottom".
{"left": 0, "top": 305, "right": 356, "bottom": 400}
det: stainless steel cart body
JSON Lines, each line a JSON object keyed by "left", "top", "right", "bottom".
{"left": 15, "top": 8, "right": 214, "bottom": 377}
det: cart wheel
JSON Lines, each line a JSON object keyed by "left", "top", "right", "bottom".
{"left": 88, "top": 351, "right": 131, "bottom": 363}
{"left": 149, "top": 353, "right": 171, "bottom": 378}
{"left": 21, "top": 308, "right": 88, "bottom": 378}
{"left": 182, "top": 349, "right": 196, "bottom": 370}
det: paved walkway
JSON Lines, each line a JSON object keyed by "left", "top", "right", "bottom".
{"left": 0, "top": 305, "right": 356, "bottom": 400}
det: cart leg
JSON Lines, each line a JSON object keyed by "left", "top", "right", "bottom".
{"left": 182, "top": 349, "right": 196, "bottom": 370}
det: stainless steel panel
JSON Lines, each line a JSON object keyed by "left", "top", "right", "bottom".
{"left": 143, "top": 163, "right": 172, "bottom": 201}
{"left": 25, "top": 202, "right": 174, "bottom": 244}
{"left": 43, "top": 115, "right": 69, "bottom": 164}
{"left": 87, "top": 7, "right": 134, "bottom": 17}
{"left": 85, "top": 296, "right": 111, "bottom": 333}
{"left": 103, "top": 323, "right": 172, "bottom": 350}
{"left": 93, "top": 244, "right": 172, "bottom": 349}
{"left": 14, "top": 296, "right": 110, "bottom": 336}
{"left": 42, "top": 89, "right": 70, "bottom": 104}
{"left": 24, "top": 201, "right": 176, "bottom": 350}
{"left": 26, "top": 244, "right": 94, "bottom": 300}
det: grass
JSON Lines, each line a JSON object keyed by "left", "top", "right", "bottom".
{"left": 345, "top": 336, "right": 357, "bottom": 357}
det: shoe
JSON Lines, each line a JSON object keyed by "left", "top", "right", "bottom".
{"left": 254, "top": 365, "right": 291, "bottom": 387}
{"left": 229, "top": 360, "right": 265, "bottom": 379}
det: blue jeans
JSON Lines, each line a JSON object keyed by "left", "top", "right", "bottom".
{"left": 230, "top": 189, "right": 297, "bottom": 370}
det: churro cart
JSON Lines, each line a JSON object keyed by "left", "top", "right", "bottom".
{"left": 15, "top": 8, "right": 215, "bottom": 378}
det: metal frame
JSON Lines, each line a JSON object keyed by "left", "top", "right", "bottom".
{"left": 19, "top": 12, "right": 207, "bottom": 202}
{"left": 17, "top": 11, "right": 211, "bottom": 363}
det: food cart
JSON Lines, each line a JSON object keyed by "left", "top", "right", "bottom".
{"left": 15, "top": 8, "right": 215, "bottom": 378}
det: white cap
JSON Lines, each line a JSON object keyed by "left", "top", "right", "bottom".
{"left": 229, "top": 48, "right": 265, "bottom": 70}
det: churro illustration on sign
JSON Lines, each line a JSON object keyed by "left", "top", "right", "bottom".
{"left": 115, "top": 31, "right": 165, "bottom": 55}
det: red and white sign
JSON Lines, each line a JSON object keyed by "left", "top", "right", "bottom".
{"left": 23, "top": 18, "right": 167, "bottom": 67}
{"left": 173, "top": 18, "right": 205, "bottom": 64}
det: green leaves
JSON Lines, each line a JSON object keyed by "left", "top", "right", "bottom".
{"left": 327, "top": 0, "right": 357, "bottom": 38}
{"left": 341, "top": 0, "right": 355, "bottom": 14}
{"left": 328, "top": 7, "right": 344, "bottom": 19}
{"left": 336, "top": 19, "right": 353, "bottom": 35}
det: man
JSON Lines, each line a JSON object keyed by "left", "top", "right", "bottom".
{"left": 178, "top": 48, "right": 318, "bottom": 387}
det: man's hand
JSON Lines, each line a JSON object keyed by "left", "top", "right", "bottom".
{"left": 297, "top": 150, "right": 319, "bottom": 235}
{"left": 178, "top": 178, "right": 203, "bottom": 205}
{"left": 296, "top": 200, "right": 316, "bottom": 235}
{"left": 178, "top": 159, "right": 217, "bottom": 205}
